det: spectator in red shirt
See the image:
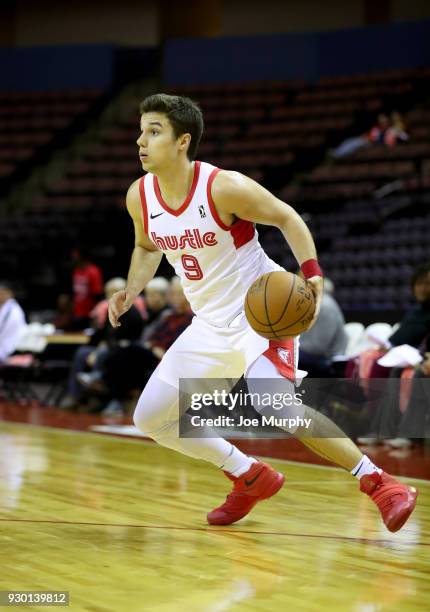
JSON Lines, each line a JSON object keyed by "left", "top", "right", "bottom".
{"left": 71, "top": 246, "right": 103, "bottom": 329}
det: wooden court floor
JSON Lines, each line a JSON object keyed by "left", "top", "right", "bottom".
{"left": 0, "top": 421, "right": 429, "bottom": 612}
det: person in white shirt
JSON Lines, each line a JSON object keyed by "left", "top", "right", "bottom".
{"left": 0, "top": 281, "right": 26, "bottom": 364}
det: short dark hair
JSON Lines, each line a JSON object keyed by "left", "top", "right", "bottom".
{"left": 139, "top": 93, "right": 204, "bottom": 160}
{"left": 411, "top": 262, "right": 430, "bottom": 287}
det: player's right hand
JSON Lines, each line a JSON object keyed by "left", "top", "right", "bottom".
{"left": 108, "top": 290, "right": 134, "bottom": 328}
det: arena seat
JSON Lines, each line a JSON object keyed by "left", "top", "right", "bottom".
{"left": 344, "top": 322, "right": 365, "bottom": 357}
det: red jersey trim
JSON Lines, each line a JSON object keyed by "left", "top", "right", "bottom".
{"left": 207, "top": 167, "right": 230, "bottom": 230}
{"left": 207, "top": 166, "right": 256, "bottom": 249}
{"left": 139, "top": 175, "right": 148, "bottom": 234}
{"left": 231, "top": 219, "right": 255, "bottom": 248}
{"left": 153, "top": 160, "right": 201, "bottom": 217}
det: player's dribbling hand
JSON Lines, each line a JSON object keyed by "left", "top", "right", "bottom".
{"left": 306, "top": 275, "right": 323, "bottom": 331}
{"left": 108, "top": 290, "right": 134, "bottom": 328}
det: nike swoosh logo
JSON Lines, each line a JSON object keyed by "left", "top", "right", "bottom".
{"left": 244, "top": 469, "right": 264, "bottom": 487}
{"left": 150, "top": 212, "right": 164, "bottom": 219}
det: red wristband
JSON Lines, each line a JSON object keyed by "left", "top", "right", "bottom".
{"left": 301, "top": 259, "right": 323, "bottom": 279}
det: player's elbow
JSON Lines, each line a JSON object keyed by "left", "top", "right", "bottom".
{"left": 278, "top": 205, "right": 304, "bottom": 233}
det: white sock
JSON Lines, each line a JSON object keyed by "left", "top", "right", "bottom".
{"left": 221, "top": 446, "right": 257, "bottom": 477}
{"left": 351, "top": 455, "right": 382, "bottom": 480}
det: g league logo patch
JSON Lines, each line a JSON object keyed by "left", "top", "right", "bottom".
{"left": 277, "top": 348, "right": 291, "bottom": 365}
{"left": 198, "top": 205, "right": 206, "bottom": 219}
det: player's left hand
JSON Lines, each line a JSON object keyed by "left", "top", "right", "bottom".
{"left": 306, "top": 276, "right": 323, "bottom": 330}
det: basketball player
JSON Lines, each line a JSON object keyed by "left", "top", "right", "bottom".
{"left": 109, "top": 94, "right": 417, "bottom": 531}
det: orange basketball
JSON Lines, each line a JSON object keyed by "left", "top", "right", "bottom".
{"left": 245, "top": 271, "right": 316, "bottom": 339}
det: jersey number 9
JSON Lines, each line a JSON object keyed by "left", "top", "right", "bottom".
{"left": 181, "top": 254, "right": 203, "bottom": 280}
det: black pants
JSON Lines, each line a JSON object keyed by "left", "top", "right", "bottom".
{"left": 101, "top": 344, "right": 159, "bottom": 401}
{"left": 372, "top": 368, "right": 430, "bottom": 438}
{"left": 298, "top": 349, "right": 334, "bottom": 378}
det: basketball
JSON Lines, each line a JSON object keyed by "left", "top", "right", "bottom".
{"left": 245, "top": 271, "right": 316, "bottom": 339}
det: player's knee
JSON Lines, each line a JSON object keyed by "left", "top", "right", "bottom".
{"left": 133, "top": 373, "right": 181, "bottom": 435}
{"left": 132, "top": 405, "right": 146, "bottom": 432}
{"left": 133, "top": 402, "right": 161, "bottom": 434}
{"left": 133, "top": 410, "right": 159, "bottom": 436}
{"left": 133, "top": 393, "right": 176, "bottom": 436}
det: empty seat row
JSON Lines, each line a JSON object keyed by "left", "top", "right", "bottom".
{"left": 346, "top": 142, "right": 430, "bottom": 161}
{"left": 309, "top": 161, "right": 416, "bottom": 182}
{"left": 296, "top": 82, "right": 412, "bottom": 103}
{"left": 318, "top": 67, "right": 430, "bottom": 87}
{"left": 0, "top": 102, "right": 90, "bottom": 117}
{"left": 271, "top": 98, "right": 382, "bottom": 119}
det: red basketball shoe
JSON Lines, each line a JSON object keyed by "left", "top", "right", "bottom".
{"left": 207, "top": 461, "right": 285, "bottom": 526}
{"left": 360, "top": 471, "right": 418, "bottom": 532}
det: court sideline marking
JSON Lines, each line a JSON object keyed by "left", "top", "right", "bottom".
{"left": 0, "top": 517, "right": 427, "bottom": 547}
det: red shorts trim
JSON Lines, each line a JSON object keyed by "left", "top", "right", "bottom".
{"left": 263, "top": 338, "right": 296, "bottom": 381}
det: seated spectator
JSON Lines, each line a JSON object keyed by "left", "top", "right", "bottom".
{"left": 384, "top": 111, "right": 409, "bottom": 146}
{"left": 330, "top": 113, "right": 390, "bottom": 159}
{"left": 143, "top": 276, "right": 193, "bottom": 359}
{"left": 60, "top": 277, "right": 145, "bottom": 410}
{"left": 358, "top": 342, "right": 430, "bottom": 447}
{"left": 71, "top": 275, "right": 171, "bottom": 404}
{"left": 88, "top": 276, "right": 193, "bottom": 415}
{"left": 0, "top": 281, "right": 26, "bottom": 365}
{"left": 53, "top": 294, "right": 74, "bottom": 331}
{"left": 379, "top": 262, "right": 430, "bottom": 351}
{"left": 141, "top": 276, "right": 171, "bottom": 340}
{"left": 349, "top": 262, "right": 430, "bottom": 381}
{"left": 357, "top": 263, "right": 430, "bottom": 444}
{"left": 384, "top": 348, "right": 430, "bottom": 448}
{"left": 90, "top": 277, "right": 146, "bottom": 329}
{"left": 298, "top": 278, "right": 347, "bottom": 377}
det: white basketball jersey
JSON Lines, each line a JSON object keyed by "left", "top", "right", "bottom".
{"left": 139, "top": 161, "right": 283, "bottom": 326}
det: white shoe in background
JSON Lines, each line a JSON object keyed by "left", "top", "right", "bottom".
{"left": 357, "top": 435, "right": 381, "bottom": 446}
{"left": 385, "top": 438, "right": 413, "bottom": 449}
